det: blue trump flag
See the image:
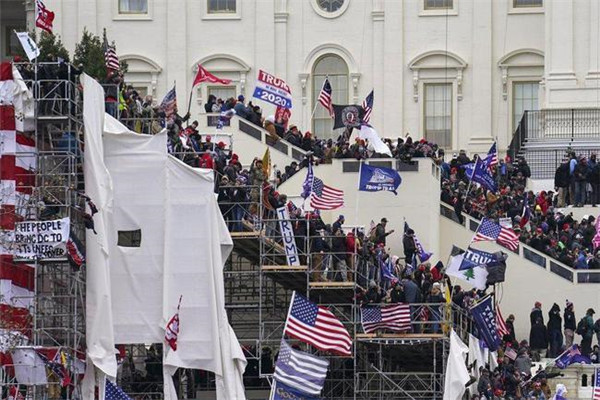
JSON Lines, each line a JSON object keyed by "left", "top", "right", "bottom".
{"left": 554, "top": 345, "right": 591, "bottom": 369}
{"left": 470, "top": 296, "right": 500, "bottom": 351}
{"left": 459, "top": 247, "right": 502, "bottom": 271}
{"left": 271, "top": 380, "right": 320, "bottom": 400}
{"left": 464, "top": 157, "right": 497, "bottom": 192}
{"left": 359, "top": 163, "right": 402, "bottom": 195}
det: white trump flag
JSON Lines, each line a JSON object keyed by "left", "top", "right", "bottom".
{"left": 15, "top": 32, "right": 40, "bottom": 61}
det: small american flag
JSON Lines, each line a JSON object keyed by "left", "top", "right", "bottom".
{"left": 318, "top": 78, "right": 334, "bottom": 117}
{"left": 310, "top": 177, "right": 344, "bottom": 210}
{"left": 593, "top": 367, "right": 600, "bottom": 400}
{"left": 362, "top": 90, "right": 374, "bottom": 124}
{"left": 284, "top": 292, "right": 352, "bottom": 356}
{"left": 160, "top": 86, "right": 177, "bottom": 121}
{"left": 472, "top": 218, "right": 519, "bottom": 251}
{"left": 593, "top": 217, "right": 600, "bottom": 251}
{"left": 103, "top": 38, "right": 120, "bottom": 71}
{"left": 496, "top": 305, "right": 510, "bottom": 338}
{"left": 486, "top": 142, "right": 498, "bottom": 170}
{"left": 165, "top": 295, "right": 182, "bottom": 351}
{"left": 274, "top": 340, "right": 329, "bottom": 396}
{"left": 105, "top": 379, "right": 132, "bottom": 400}
{"left": 361, "top": 304, "right": 411, "bottom": 333}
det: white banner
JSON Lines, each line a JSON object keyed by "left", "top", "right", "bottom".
{"left": 15, "top": 32, "right": 40, "bottom": 62}
{"left": 14, "top": 218, "right": 70, "bottom": 260}
{"left": 276, "top": 207, "right": 300, "bottom": 266}
{"left": 499, "top": 217, "right": 512, "bottom": 229}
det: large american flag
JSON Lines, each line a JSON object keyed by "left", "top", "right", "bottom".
{"left": 496, "top": 305, "right": 510, "bottom": 338}
{"left": 362, "top": 90, "right": 374, "bottom": 124}
{"left": 105, "top": 379, "right": 132, "bottom": 400}
{"left": 274, "top": 340, "right": 329, "bottom": 396}
{"left": 284, "top": 292, "right": 352, "bottom": 356}
{"left": 103, "top": 38, "right": 120, "bottom": 71}
{"left": 318, "top": 78, "right": 333, "bottom": 117}
{"left": 593, "top": 367, "right": 600, "bottom": 400}
{"left": 310, "top": 177, "right": 344, "bottom": 210}
{"left": 472, "top": 218, "right": 519, "bottom": 251}
{"left": 361, "top": 304, "right": 411, "bottom": 333}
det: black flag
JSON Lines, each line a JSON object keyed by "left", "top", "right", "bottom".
{"left": 332, "top": 104, "right": 365, "bottom": 130}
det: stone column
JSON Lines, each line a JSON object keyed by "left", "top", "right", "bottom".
{"left": 371, "top": 0, "right": 384, "bottom": 130}
{"left": 166, "top": 0, "right": 187, "bottom": 113}
{"left": 274, "top": 0, "right": 289, "bottom": 81}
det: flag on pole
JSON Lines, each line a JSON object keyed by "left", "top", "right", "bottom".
{"left": 262, "top": 148, "right": 271, "bottom": 179}
{"left": 404, "top": 222, "right": 432, "bottom": 262}
{"left": 592, "top": 216, "right": 600, "bottom": 251}
{"left": 470, "top": 296, "right": 501, "bottom": 351}
{"left": 519, "top": 197, "right": 531, "bottom": 229}
{"left": 472, "top": 218, "right": 519, "bottom": 252}
{"left": 160, "top": 86, "right": 177, "bottom": 121}
{"left": 465, "top": 157, "right": 498, "bottom": 192}
{"left": 105, "top": 379, "right": 132, "bottom": 400}
{"left": 310, "top": 177, "right": 344, "bottom": 210}
{"left": 496, "top": 305, "right": 509, "bottom": 338}
{"left": 554, "top": 345, "right": 591, "bottom": 369}
{"left": 358, "top": 124, "right": 392, "bottom": 157}
{"left": 14, "top": 32, "right": 40, "bottom": 62}
{"left": 102, "top": 37, "right": 120, "bottom": 72}
{"left": 283, "top": 292, "right": 352, "bottom": 356}
{"left": 318, "top": 78, "right": 334, "bottom": 117}
{"left": 446, "top": 251, "right": 489, "bottom": 290}
{"left": 358, "top": 163, "right": 401, "bottom": 195}
{"left": 35, "top": 0, "right": 55, "bottom": 34}
{"left": 593, "top": 367, "right": 600, "bottom": 400}
{"left": 192, "top": 64, "right": 232, "bottom": 86}
{"left": 270, "top": 380, "right": 320, "bottom": 400}
{"left": 361, "top": 90, "right": 374, "bottom": 124}
{"left": 165, "top": 296, "right": 182, "bottom": 351}
{"left": 361, "top": 303, "right": 411, "bottom": 333}
{"left": 274, "top": 340, "right": 329, "bottom": 396}
{"left": 301, "top": 162, "right": 314, "bottom": 200}
{"left": 486, "top": 142, "right": 498, "bottom": 170}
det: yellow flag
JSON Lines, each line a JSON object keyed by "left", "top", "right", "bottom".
{"left": 262, "top": 148, "right": 271, "bottom": 178}
{"left": 443, "top": 284, "right": 452, "bottom": 334}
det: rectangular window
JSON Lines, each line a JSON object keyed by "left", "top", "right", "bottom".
{"left": 117, "top": 230, "right": 142, "bottom": 247}
{"left": 118, "top": 0, "right": 148, "bottom": 14}
{"left": 424, "top": 83, "right": 452, "bottom": 149}
{"left": 208, "top": 0, "right": 237, "bottom": 14}
{"left": 512, "top": 82, "right": 539, "bottom": 132}
{"left": 208, "top": 86, "right": 236, "bottom": 103}
{"left": 513, "top": 0, "right": 542, "bottom": 7}
{"left": 424, "top": 0, "right": 453, "bottom": 10}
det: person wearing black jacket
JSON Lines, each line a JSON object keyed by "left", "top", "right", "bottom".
{"left": 547, "top": 303, "right": 563, "bottom": 358}
{"left": 555, "top": 160, "right": 571, "bottom": 207}
{"left": 564, "top": 300, "right": 576, "bottom": 347}
{"left": 530, "top": 318, "right": 548, "bottom": 360}
{"left": 331, "top": 228, "right": 349, "bottom": 282}
{"left": 505, "top": 314, "right": 516, "bottom": 344}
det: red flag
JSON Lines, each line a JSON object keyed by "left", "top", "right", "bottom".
{"left": 165, "top": 296, "right": 182, "bottom": 351}
{"left": 193, "top": 64, "right": 231, "bottom": 86}
{"left": 35, "top": 0, "right": 55, "bottom": 34}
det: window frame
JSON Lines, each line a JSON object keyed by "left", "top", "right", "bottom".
{"left": 204, "top": 0, "right": 241, "bottom": 20}
{"left": 423, "top": 83, "right": 453, "bottom": 150}
{"left": 117, "top": 229, "right": 142, "bottom": 248}
{"left": 113, "top": 0, "right": 152, "bottom": 20}
{"left": 509, "top": 0, "right": 543, "bottom": 14}
{"left": 311, "top": 55, "right": 350, "bottom": 139}
{"left": 511, "top": 80, "right": 540, "bottom": 133}
{"left": 420, "top": 0, "right": 458, "bottom": 16}
{"left": 311, "top": 0, "right": 350, "bottom": 19}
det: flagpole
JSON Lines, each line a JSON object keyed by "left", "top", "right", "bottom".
{"left": 185, "top": 84, "right": 195, "bottom": 124}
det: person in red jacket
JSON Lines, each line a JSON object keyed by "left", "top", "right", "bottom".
{"left": 199, "top": 152, "right": 214, "bottom": 169}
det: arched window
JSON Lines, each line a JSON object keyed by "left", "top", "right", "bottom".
{"left": 312, "top": 55, "right": 349, "bottom": 139}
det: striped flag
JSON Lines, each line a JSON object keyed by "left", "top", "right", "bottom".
{"left": 593, "top": 367, "right": 600, "bottom": 400}
{"left": 284, "top": 292, "right": 352, "bottom": 356}
{"left": 361, "top": 303, "right": 411, "bottom": 333}
{"left": 274, "top": 340, "right": 329, "bottom": 396}
{"left": 472, "top": 218, "right": 519, "bottom": 252}
{"left": 310, "top": 177, "right": 344, "bottom": 210}
{"left": 361, "top": 90, "right": 374, "bottom": 124}
{"left": 103, "top": 38, "right": 120, "bottom": 72}
{"left": 160, "top": 86, "right": 177, "bottom": 121}
{"left": 593, "top": 216, "right": 600, "bottom": 251}
{"left": 496, "top": 305, "right": 509, "bottom": 338}
{"left": 318, "top": 78, "right": 333, "bottom": 117}
{"left": 486, "top": 142, "right": 498, "bottom": 170}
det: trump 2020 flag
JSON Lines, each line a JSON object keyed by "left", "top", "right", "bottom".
{"left": 359, "top": 163, "right": 401, "bottom": 195}
{"left": 554, "top": 345, "right": 591, "bottom": 369}
{"left": 469, "top": 296, "right": 500, "bottom": 351}
{"left": 274, "top": 340, "right": 329, "bottom": 396}
{"left": 464, "top": 157, "right": 497, "bottom": 192}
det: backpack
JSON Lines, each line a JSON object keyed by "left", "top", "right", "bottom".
{"left": 576, "top": 317, "right": 588, "bottom": 335}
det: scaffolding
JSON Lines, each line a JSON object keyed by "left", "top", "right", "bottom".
{"left": 0, "top": 61, "right": 86, "bottom": 400}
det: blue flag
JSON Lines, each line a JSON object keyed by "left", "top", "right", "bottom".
{"left": 302, "top": 163, "right": 314, "bottom": 199}
{"left": 554, "top": 345, "right": 591, "bottom": 369}
{"left": 459, "top": 247, "right": 502, "bottom": 271}
{"left": 404, "top": 222, "right": 432, "bottom": 262}
{"left": 379, "top": 254, "right": 396, "bottom": 281}
{"left": 464, "top": 157, "right": 497, "bottom": 192}
{"left": 470, "top": 296, "right": 500, "bottom": 351}
{"left": 359, "top": 164, "right": 402, "bottom": 195}
{"left": 271, "top": 380, "right": 320, "bottom": 400}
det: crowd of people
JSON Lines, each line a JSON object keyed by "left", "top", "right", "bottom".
{"left": 440, "top": 150, "right": 600, "bottom": 271}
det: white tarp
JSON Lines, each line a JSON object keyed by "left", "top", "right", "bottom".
{"left": 443, "top": 330, "right": 470, "bottom": 400}
{"left": 81, "top": 74, "right": 246, "bottom": 400}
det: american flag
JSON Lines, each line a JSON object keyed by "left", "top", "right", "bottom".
{"left": 274, "top": 340, "right": 329, "bottom": 396}
{"left": 105, "top": 379, "right": 132, "bottom": 400}
{"left": 485, "top": 142, "right": 498, "bottom": 170}
{"left": 519, "top": 197, "right": 531, "bottom": 228}
{"left": 310, "top": 177, "right": 344, "bottom": 210}
{"left": 362, "top": 90, "right": 374, "bottom": 124}
{"left": 165, "top": 295, "right": 182, "bottom": 351}
{"left": 593, "top": 367, "right": 600, "bottom": 400}
{"left": 284, "top": 292, "right": 352, "bottom": 356}
{"left": 103, "top": 38, "right": 120, "bottom": 71}
{"left": 593, "top": 217, "right": 600, "bottom": 251}
{"left": 496, "top": 305, "right": 510, "bottom": 338}
{"left": 318, "top": 78, "right": 333, "bottom": 117}
{"left": 361, "top": 304, "right": 411, "bottom": 333}
{"left": 472, "top": 218, "right": 519, "bottom": 252}
{"left": 160, "top": 86, "right": 177, "bottom": 120}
